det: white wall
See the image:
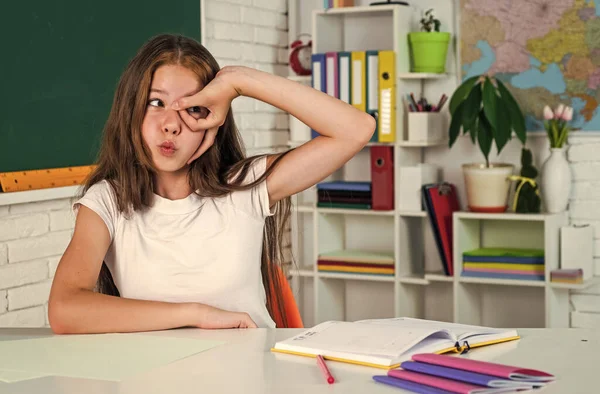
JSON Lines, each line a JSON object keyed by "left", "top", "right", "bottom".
{"left": 203, "top": 0, "right": 290, "bottom": 156}
{"left": 0, "top": 0, "right": 290, "bottom": 328}
{"left": 0, "top": 199, "right": 73, "bottom": 327}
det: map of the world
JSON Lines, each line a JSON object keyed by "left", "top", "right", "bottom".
{"left": 460, "top": 0, "right": 600, "bottom": 131}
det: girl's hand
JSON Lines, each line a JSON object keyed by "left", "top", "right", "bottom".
{"left": 171, "top": 67, "right": 241, "bottom": 164}
{"left": 191, "top": 303, "right": 258, "bottom": 329}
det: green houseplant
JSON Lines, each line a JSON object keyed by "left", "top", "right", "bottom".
{"left": 448, "top": 74, "right": 527, "bottom": 212}
{"left": 408, "top": 9, "right": 451, "bottom": 73}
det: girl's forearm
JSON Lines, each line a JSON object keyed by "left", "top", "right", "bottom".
{"left": 48, "top": 289, "right": 201, "bottom": 334}
{"left": 224, "top": 66, "right": 374, "bottom": 143}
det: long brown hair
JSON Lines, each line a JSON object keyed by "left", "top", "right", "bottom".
{"left": 81, "top": 34, "right": 293, "bottom": 326}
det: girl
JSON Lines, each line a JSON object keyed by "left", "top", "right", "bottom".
{"left": 48, "top": 34, "right": 375, "bottom": 334}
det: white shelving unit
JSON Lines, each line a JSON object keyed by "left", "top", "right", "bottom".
{"left": 287, "top": 4, "right": 596, "bottom": 329}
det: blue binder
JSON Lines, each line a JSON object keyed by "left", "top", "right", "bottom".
{"left": 311, "top": 53, "right": 326, "bottom": 138}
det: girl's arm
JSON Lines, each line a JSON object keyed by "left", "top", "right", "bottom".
{"left": 48, "top": 206, "right": 257, "bottom": 334}
{"left": 232, "top": 66, "right": 376, "bottom": 204}
{"left": 173, "top": 66, "right": 376, "bottom": 205}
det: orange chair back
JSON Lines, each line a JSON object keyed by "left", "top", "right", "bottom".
{"left": 270, "top": 266, "right": 304, "bottom": 328}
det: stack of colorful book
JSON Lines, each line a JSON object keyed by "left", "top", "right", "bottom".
{"left": 461, "top": 247, "right": 545, "bottom": 281}
{"left": 551, "top": 268, "right": 583, "bottom": 284}
{"left": 317, "top": 250, "right": 394, "bottom": 276}
{"left": 373, "top": 353, "right": 554, "bottom": 393}
{"left": 317, "top": 181, "right": 372, "bottom": 210}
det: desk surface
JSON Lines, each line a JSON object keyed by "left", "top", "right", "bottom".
{"left": 0, "top": 327, "right": 596, "bottom": 394}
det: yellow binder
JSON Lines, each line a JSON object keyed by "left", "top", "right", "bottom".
{"left": 351, "top": 51, "right": 366, "bottom": 112}
{"left": 378, "top": 50, "right": 396, "bottom": 142}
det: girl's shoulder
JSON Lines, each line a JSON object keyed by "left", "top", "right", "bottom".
{"left": 73, "top": 179, "right": 120, "bottom": 239}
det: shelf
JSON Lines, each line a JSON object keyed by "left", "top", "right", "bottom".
{"left": 398, "top": 210, "right": 427, "bottom": 217}
{"left": 316, "top": 207, "right": 395, "bottom": 216}
{"left": 317, "top": 4, "right": 399, "bottom": 16}
{"left": 397, "top": 139, "right": 448, "bottom": 147}
{"left": 549, "top": 277, "right": 600, "bottom": 290}
{"left": 459, "top": 276, "right": 546, "bottom": 287}
{"left": 425, "top": 272, "right": 454, "bottom": 282}
{"left": 317, "top": 272, "right": 395, "bottom": 282}
{"left": 454, "top": 211, "right": 565, "bottom": 221}
{"left": 0, "top": 185, "right": 80, "bottom": 207}
{"left": 289, "top": 269, "right": 315, "bottom": 277}
{"left": 366, "top": 142, "right": 395, "bottom": 146}
{"left": 398, "top": 73, "right": 448, "bottom": 80}
{"left": 398, "top": 274, "right": 429, "bottom": 285}
{"left": 293, "top": 204, "right": 314, "bottom": 213}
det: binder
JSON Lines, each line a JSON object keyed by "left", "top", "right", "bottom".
{"left": 311, "top": 53, "right": 327, "bottom": 138}
{"left": 351, "top": 51, "right": 366, "bottom": 112}
{"left": 370, "top": 146, "right": 394, "bottom": 210}
{"left": 325, "top": 52, "right": 339, "bottom": 99}
{"left": 338, "top": 51, "right": 352, "bottom": 104}
{"left": 378, "top": 50, "right": 396, "bottom": 142}
{"left": 422, "top": 183, "right": 460, "bottom": 276}
{"left": 366, "top": 50, "right": 379, "bottom": 142}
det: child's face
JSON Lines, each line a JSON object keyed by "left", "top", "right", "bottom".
{"left": 141, "top": 64, "right": 207, "bottom": 173}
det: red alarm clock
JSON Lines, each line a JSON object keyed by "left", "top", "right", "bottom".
{"left": 289, "top": 34, "right": 312, "bottom": 76}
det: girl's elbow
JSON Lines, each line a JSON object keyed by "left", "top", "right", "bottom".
{"left": 48, "top": 294, "right": 75, "bottom": 335}
{"left": 48, "top": 301, "right": 68, "bottom": 334}
{"left": 360, "top": 113, "right": 377, "bottom": 143}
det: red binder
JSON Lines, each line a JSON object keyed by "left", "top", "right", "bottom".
{"left": 370, "top": 146, "right": 394, "bottom": 210}
{"left": 423, "top": 183, "right": 460, "bottom": 276}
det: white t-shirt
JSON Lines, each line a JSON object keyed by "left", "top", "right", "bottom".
{"left": 73, "top": 157, "right": 276, "bottom": 328}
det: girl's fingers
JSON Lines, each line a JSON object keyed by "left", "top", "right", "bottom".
{"left": 186, "top": 127, "right": 219, "bottom": 164}
{"left": 178, "top": 109, "right": 222, "bottom": 132}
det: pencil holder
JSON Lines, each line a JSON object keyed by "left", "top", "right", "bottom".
{"left": 407, "top": 112, "right": 443, "bottom": 142}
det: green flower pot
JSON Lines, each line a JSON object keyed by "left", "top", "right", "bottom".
{"left": 408, "top": 32, "right": 451, "bottom": 73}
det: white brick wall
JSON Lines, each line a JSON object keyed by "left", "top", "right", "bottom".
{"left": 204, "top": 0, "right": 289, "bottom": 156}
{"left": 567, "top": 135, "right": 600, "bottom": 327}
{"left": 0, "top": 198, "right": 74, "bottom": 327}
{"left": 0, "top": 2, "right": 290, "bottom": 328}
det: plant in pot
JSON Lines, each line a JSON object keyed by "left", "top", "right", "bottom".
{"left": 448, "top": 74, "right": 527, "bottom": 212}
{"left": 408, "top": 8, "right": 451, "bottom": 73}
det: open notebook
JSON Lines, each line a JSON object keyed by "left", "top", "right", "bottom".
{"left": 271, "top": 318, "right": 519, "bottom": 369}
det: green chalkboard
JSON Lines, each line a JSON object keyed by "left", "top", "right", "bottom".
{"left": 1, "top": 1, "right": 201, "bottom": 173}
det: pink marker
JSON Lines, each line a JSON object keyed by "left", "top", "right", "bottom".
{"left": 316, "top": 355, "right": 335, "bottom": 384}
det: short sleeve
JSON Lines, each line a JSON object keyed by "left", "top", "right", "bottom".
{"left": 230, "top": 156, "right": 276, "bottom": 220}
{"left": 72, "top": 180, "right": 119, "bottom": 240}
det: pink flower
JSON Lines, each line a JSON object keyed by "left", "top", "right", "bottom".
{"left": 543, "top": 105, "right": 554, "bottom": 120}
{"left": 555, "top": 104, "right": 565, "bottom": 119}
{"left": 562, "top": 106, "right": 573, "bottom": 121}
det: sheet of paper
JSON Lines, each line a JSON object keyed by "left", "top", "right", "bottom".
{"left": 0, "top": 369, "right": 49, "bottom": 383}
{"left": 0, "top": 333, "right": 224, "bottom": 382}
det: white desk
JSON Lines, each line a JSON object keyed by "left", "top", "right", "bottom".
{"left": 0, "top": 327, "right": 596, "bottom": 394}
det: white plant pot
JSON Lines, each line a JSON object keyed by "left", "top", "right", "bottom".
{"left": 541, "top": 147, "right": 572, "bottom": 213}
{"left": 463, "top": 163, "right": 514, "bottom": 213}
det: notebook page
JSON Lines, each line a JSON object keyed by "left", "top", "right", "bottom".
{"left": 357, "top": 317, "right": 512, "bottom": 341}
{"left": 275, "top": 321, "right": 451, "bottom": 359}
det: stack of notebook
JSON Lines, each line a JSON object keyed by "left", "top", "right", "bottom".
{"left": 550, "top": 268, "right": 583, "bottom": 284}
{"left": 373, "top": 353, "right": 554, "bottom": 393}
{"left": 317, "top": 250, "right": 394, "bottom": 276}
{"left": 461, "top": 248, "right": 545, "bottom": 281}
{"left": 316, "top": 181, "right": 372, "bottom": 209}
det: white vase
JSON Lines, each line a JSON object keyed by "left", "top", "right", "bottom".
{"left": 541, "top": 147, "right": 572, "bottom": 213}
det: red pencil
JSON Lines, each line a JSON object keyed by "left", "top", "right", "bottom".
{"left": 316, "top": 354, "right": 335, "bottom": 384}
